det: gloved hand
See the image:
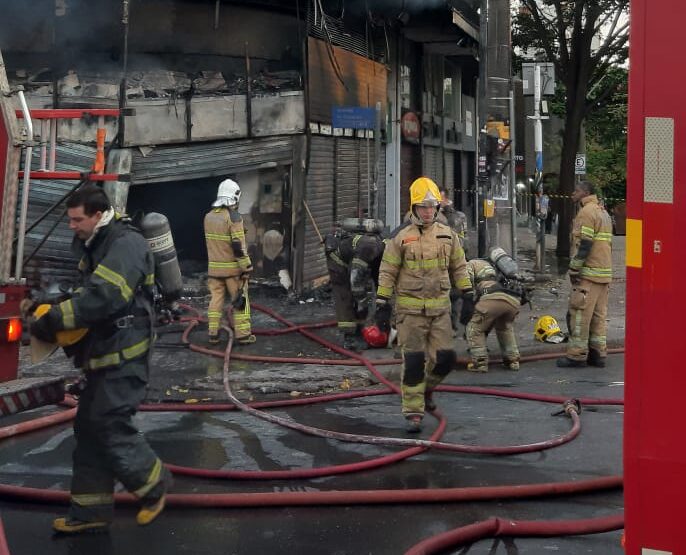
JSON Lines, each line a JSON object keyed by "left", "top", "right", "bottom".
{"left": 568, "top": 268, "right": 581, "bottom": 284}
{"left": 30, "top": 313, "right": 57, "bottom": 343}
{"left": 374, "top": 300, "right": 392, "bottom": 333}
{"left": 458, "top": 289, "right": 476, "bottom": 325}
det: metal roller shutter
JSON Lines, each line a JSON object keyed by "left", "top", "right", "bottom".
{"left": 444, "top": 150, "right": 455, "bottom": 193}
{"left": 376, "top": 147, "right": 386, "bottom": 222}
{"left": 303, "top": 135, "right": 334, "bottom": 285}
{"left": 424, "top": 145, "right": 442, "bottom": 185}
{"left": 18, "top": 144, "right": 96, "bottom": 287}
{"left": 334, "top": 138, "right": 359, "bottom": 221}
{"left": 131, "top": 136, "right": 294, "bottom": 184}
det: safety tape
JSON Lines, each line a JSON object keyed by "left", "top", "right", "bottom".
{"left": 448, "top": 188, "right": 625, "bottom": 202}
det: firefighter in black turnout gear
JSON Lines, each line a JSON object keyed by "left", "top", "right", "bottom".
{"left": 29, "top": 185, "right": 170, "bottom": 534}
{"left": 324, "top": 219, "right": 386, "bottom": 351}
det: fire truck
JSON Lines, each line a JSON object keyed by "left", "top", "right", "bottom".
{"left": 0, "top": 50, "right": 122, "bottom": 417}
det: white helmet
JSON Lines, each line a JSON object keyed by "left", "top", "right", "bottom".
{"left": 213, "top": 179, "right": 241, "bottom": 207}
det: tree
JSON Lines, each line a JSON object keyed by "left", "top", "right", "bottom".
{"left": 513, "top": 0, "right": 629, "bottom": 257}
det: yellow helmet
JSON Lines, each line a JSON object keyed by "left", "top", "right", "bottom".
{"left": 31, "top": 304, "right": 89, "bottom": 363}
{"left": 534, "top": 315, "right": 565, "bottom": 343}
{"left": 409, "top": 177, "right": 441, "bottom": 208}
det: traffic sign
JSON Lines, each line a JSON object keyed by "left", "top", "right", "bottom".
{"left": 575, "top": 153, "right": 586, "bottom": 175}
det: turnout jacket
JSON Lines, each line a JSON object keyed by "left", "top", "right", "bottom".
{"left": 377, "top": 216, "right": 471, "bottom": 316}
{"left": 204, "top": 207, "right": 252, "bottom": 278}
{"left": 48, "top": 217, "right": 155, "bottom": 372}
{"left": 569, "top": 195, "right": 613, "bottom": 283}
{"left": 466, "top": 259, "right": 520, "bottom": 308}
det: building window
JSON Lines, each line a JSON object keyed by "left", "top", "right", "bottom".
{"left": 400, "top": 65, "right": 411, "bottom": 109}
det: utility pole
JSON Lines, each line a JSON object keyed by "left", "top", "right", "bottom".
{"left": 529, "top": 62, "right": 549, "bottom": 272}
{"left": 476, "top": 0, "right": 490, "bottom": 258}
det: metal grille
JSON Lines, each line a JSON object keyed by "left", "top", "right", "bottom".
{"left": 18, "top": 144, "right": 96, "bottom": 287}
{"left": 644, "top": 117, "right": 674, "bottom": 204}
{"left": 335, "top": 138, "right": 360, "bottom": 221}
{"left": 424, "top": 146, "right": 443, "bottom": 185}
{"left": 303, "top": 135, "right": 334, "bottom": 285}
{"left": 307, "top": 11, "right": 385, "bottom": 62}
{"left": 131, "top": 137, "right": 295, "bottom": 184}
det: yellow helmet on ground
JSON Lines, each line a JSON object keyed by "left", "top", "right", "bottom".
{"left": 31, "top": 304, "right": 88, "bottom": 363}
{"left": 534, "top": 315, "right": 565, "bottom": 343}
{"left": 409, "top": 177, "right": 441, "bottom": 208}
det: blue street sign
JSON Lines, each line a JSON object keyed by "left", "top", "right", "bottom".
{"left": 332, "top": 106, "right": 376, "bottom": 130}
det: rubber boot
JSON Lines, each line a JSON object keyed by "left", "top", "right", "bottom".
{"left": 405, "top": 415, "right": 423, "bottom": 433}
{"left": 137, "top": 468, "right": 173, "bottom": 526}
{"left": 556, "top": 357, "right": 587, "bottom": 368}
{"left": 53, "top": 518, "right": 109, "bottom": 535}
{"left": 587, "top": 348, "right": 606, "bottom": 368}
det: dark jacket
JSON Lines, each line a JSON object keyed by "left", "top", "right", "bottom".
{"left": 47, "top": 217, "right": 155, "bottom": 373}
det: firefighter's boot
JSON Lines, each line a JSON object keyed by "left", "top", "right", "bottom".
{"left": 136, "top": 468, "right": 172, "bottom": 526}
{"left": 405, "top": 415, "right": 423, "bottom": 433}
{"left": 53, "top": 518, "right": 109, "bottom": 535}
{"left": 424, "top": 390, "right": 437, "bottom": 411}
{"left": 587, "top": 348, "right": 606, "bottom": 368}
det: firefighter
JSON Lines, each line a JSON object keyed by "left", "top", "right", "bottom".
{"left": 557, "top": 180, "right": 613, "bottom": 367}
{"left": 324, "top": 220, "right": 386, "bottom": 351}
{"left": 461, "top": 249, "right": 529, "bottom": 372}
{"left": 204, "top": 178, "right": 255, "bottom": 345}
{"left": 29, "top": 185, "right": 170, "bottom": 534}
{"left": 375, "top": 177, "right": 472, "bottom": 432}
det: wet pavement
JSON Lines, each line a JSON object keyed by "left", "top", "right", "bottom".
{"left": 5, "top": 226, "right": 626, "bottom": 553}
{"left": 2, "top": 354, "right": 624, "bottom": 554}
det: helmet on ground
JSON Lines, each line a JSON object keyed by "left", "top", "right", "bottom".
{"left": 31, "top": 304, "right": 88, "bottom": 363}
{"left": 534, "top": 315, "right": 565, "bottom": 343}
{"left": 362, "top": 325, "right": 389, "bottom": 348}
{"left": 409, "top": 177, "right": 441, "bottom": 208}
{"left": 213, "top": 178, "right": 241, "bottom": 207}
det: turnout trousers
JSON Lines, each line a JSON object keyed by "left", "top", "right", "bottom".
{"left": 466, "top": 298, "right": 520, "bottom": 369}
{"left": 566, "top": 278, "right": 609, "bottom": 362}
{"left": 207, "top": 276, "right": 251, "bottom": 340}
{"left": 68, "top": 359, "right": 165, "bottom": 523}
{"left": 397, "top": 311, "right": 455, "bottom": 416}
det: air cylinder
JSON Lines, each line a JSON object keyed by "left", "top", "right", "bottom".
{"left": 140, "top": 212, "right": 183, "bottom": 301}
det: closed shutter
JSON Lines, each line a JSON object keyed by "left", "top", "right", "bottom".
{"left": 424, "top": 146, "right": 442, "bottom": 185}
{"left": 303, "top": 136, "right": 334, "bottom": 284}
{"left": 444, "top": 150, "right": 455, "bottom": 193}
{"left": 131, "top": 136, "right": 294, "bottom": 184}
{"left": 376, "top": 147, "right": 386, "bottom": 222}
{"left": 18, "top": 144, "right": 96, "bottom": 286}
{"left": 334, "top": 138, "right": 359, "bottom": 221}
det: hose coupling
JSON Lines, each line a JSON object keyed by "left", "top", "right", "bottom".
{"left": 551, "top": 398, "right": 581, "bottom": 417}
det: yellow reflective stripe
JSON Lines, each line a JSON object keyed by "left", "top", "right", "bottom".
{"left": 337, "top": 321, "right": 357, "bottom": 329}
{"left": 396, "top": 295, "right": 450, "bottom": 309}
{"left": 205, "top": 233, "right": 232, "bottom": 241}
{"left": 89, "top": 352, "right": 120, "bottom": 370}
{"left": 377, "top": 285, "right": 393, "bottom": 298}
{"left": 329, "top": 252, "right": 346, "bottom": 267}
{"left": 626, "top": 218, "right": 642, "bottom": 268}
{"left": 404, "top": 258, "right": 444, "bottom": 270}
{"left": 382, "top": 253, "right": 401, "bottom": 266}
{"left": 208, "top": 261, "right": 240, "bottom": 268}
{"left": 237, "top": 256, "right": 252, "bottom": 269}
{"left": 72, "top": 493, "right": 114, "bottom": 507}
{"left": 580, "top": 267, "right": 612, "bottom": 277}
{"left": 594, "top": 232, "right": 612, "bottom": 242}
{"left": 207, "top": 311, "right": 222, "bottom": 318}
{"left": 88, "top": 339, "right": 150, "bottom": 370}
{"left": 59, "top": 299, "right": 75, "bottom": 329}
{"left": 456, "top": 277, "right": 472, "bottom": 289}
{"left": 580, "top": 225, "right": 595, "bottom": 238}
{"left": 93, "top": 264, "right": 133, "bottom": 301}
{"left": 230, "top": 230, "right": 245, "bottom": 239}
{"left": 144, "top": 273, "right": 155, "bottom": 286}
{"left": 134, "top": 458, "right": 162, "bottom": 499}
{"left": 352, "top": 235, "right": 361, "bottom": 248}
{"left": 569, "top": 258, "right": 584, "bottom": 269}
{"left": 122, "top": 338, "right": 150, "bottom": 360}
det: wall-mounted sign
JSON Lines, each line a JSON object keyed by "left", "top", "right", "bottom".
{"left": 401, "top": 111, "right": 421, "bottom": 144}
{"left": 332, "top": 106, "right": 376, "bottom": 130}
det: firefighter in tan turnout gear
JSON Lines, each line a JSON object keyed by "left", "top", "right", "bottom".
{"left": 557, "top": 180, "right": 613, "bottom": 368}
{"left": 461, "top": 249, "right": 530, "bottom": 372}
{"left": 204, "top": 179, "right": 255, "bottom": 345}
{"left": 375, "top": 177, "right": 472, "bottom": 432}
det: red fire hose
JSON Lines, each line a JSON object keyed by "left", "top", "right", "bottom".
{"left": 0, "top": 302, "right": 625, "bottom": 554}
{"left": 405, "top": 513, "right": 625, "bottom": 555}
